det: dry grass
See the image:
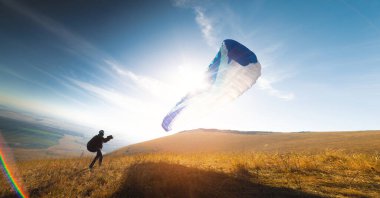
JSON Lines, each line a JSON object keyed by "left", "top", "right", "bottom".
{"left": 113, "top": 130, "right": 380, "bottom": 155}
{"left": 1, "top": 150, "right": 380, "bottom": 198}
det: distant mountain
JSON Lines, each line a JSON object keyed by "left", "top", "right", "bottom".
{"left": 111, "top": 129, "right": 380, "bottom": 156}
{"left": 0, "top": 113, "right": 87, "bottom": 161}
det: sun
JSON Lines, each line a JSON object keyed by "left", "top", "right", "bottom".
{"left": 175, "top": 64, "right": 210, "bottom": 95}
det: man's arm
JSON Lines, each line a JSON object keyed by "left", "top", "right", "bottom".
{"left": 103, "top": 135, "right": 113, "bottom": 143}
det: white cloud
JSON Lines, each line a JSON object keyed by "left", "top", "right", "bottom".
{"left": 172, "top": 0, "right": 191, "bottom": 7}
{"left": 0, "top": 66, "right": 87, "bottom": 106}
{"left": 105, "top": 60, "right": 176, "bottom": 99}
{"left": 2, "top": 0, "right": 185, "bottom": 102}
{"left": 257, "top": 77, "right": 295, "bottom": 100}
{"left": 65, "top": 77, "right": 171, "bottom": 141}
{"left": 68, "top": 78, "right": 147, "bottom": 113}
{"left": 1, "top": 0, "right": 120, "bottom": 80}
{"left": 1, "top": 0, "right": 176, "bottom": 103}
{"left": 194, "top": 7, "right": 218, "bottom": 48}
{"left": 172, "top": 0, "right": 219, "bottom": 48}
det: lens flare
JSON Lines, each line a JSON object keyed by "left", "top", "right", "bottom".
{"left": 0, "top": 133, "right": 28, "bottom": 198}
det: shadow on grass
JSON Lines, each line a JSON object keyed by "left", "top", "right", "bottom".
{"left": 0, "top": 193, "right": 19, "bottom": 198}
{"left": 112, "top": 162, "right": 323, "bottom": 198}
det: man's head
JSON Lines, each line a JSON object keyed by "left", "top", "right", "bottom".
{"left": 99, "top": 130, "right": 104, "bottom": 136}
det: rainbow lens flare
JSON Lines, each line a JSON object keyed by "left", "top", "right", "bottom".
{"left": 0, "top": 134, "right": 28, "bottom": 198}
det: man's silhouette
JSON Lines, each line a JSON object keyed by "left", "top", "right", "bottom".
{"left": 87, "top": 130, "right": 113, "bottom": 169}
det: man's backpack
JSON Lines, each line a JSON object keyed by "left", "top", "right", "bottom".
{"left": 87, "top": 136, "right": 100, "bottom": 152}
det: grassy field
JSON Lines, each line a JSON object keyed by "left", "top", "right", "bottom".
{"left": 1, "top": 150, "right": 379, "bottom": 198}
{"left": 113, "top": 129, "right": 380, "bottom": 154}
{"left": 1, "top": 130, "right": 380, "bottom": 197}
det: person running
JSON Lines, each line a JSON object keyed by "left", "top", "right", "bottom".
{"left": 87, "top": 130, "right": 113, "bottom": 169}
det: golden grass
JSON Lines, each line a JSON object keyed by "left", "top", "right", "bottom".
{"left": 113, "top": 130, "right": 380, "bottom": 155}
{"left": 1, "top": 150, "right": 380, "bottom": 198}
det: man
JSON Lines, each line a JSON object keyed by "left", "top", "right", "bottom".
{"left": 87, "top": 130, "right": 113, "bottom": 169}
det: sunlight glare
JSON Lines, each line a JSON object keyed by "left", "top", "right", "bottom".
{"left": 174, "top": 64, "right": 209, "bottom": 95}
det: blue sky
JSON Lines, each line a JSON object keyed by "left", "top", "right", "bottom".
{"left": 0, "top": 0, "right": 379, "bottom": 143}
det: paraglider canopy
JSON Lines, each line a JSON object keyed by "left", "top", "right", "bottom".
{"left": 162, "top": 39, "right": 261, "bottom": 131}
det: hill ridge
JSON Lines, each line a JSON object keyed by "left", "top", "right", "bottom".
{"left": 111, "top": 129, "right": 380, "bottom": 156}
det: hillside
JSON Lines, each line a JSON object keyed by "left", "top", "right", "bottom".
{"left": 111, "top": 129, "right": 380, "bottom": 156}
{"left": 1, "top": 129, "right": 380, "bottom": 198}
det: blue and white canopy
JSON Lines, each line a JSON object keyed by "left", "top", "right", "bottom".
{"left": 162, "top": 39, "right": 261, "bottom": 131}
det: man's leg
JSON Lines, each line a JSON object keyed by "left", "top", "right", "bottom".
{"left": 89, "top": 151, "right": 100, "bottom": 169}
{"left": 98, "top": 150, "right": 103, "bottom": 166}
